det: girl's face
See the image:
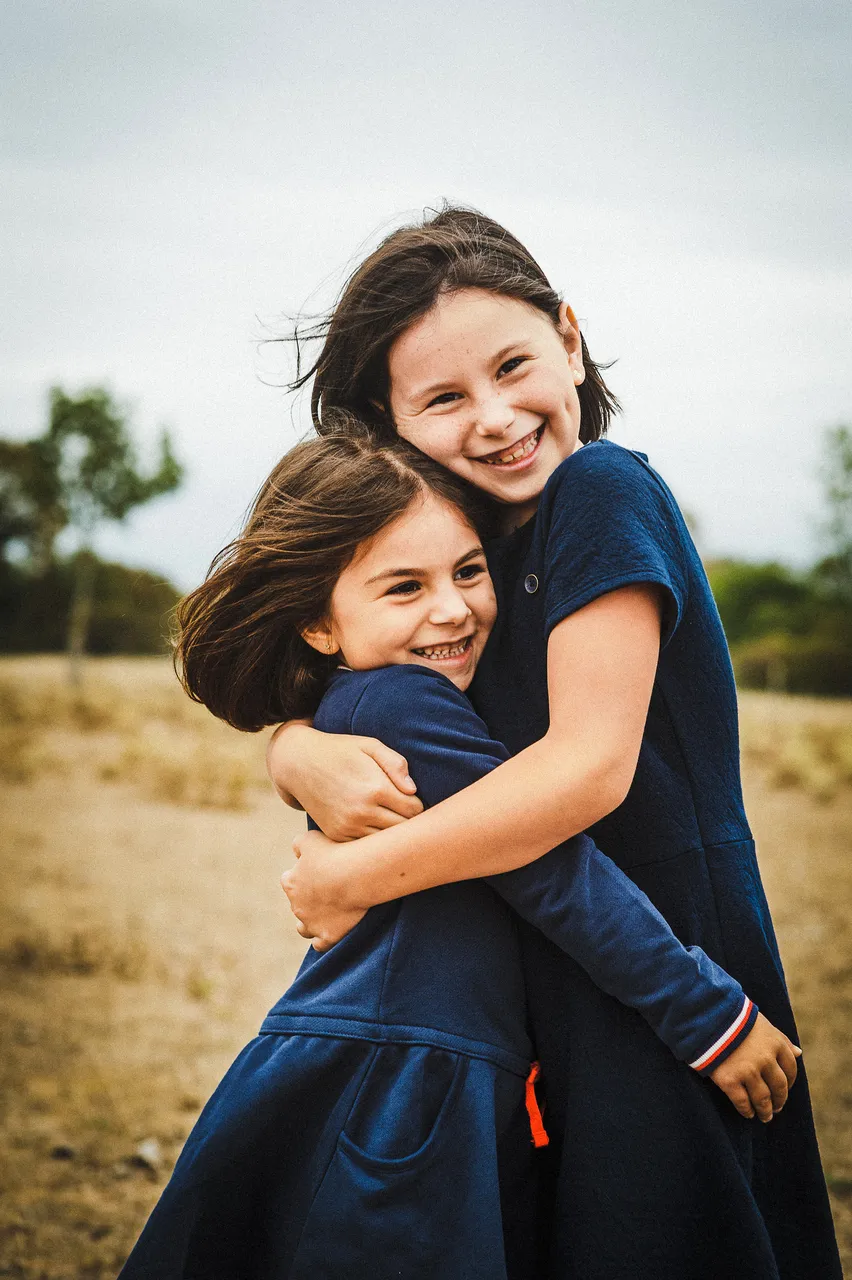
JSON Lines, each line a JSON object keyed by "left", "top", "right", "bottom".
{"left": 388, "top": 288, "right": 586, "bottom": 526}
{"left": 306, "top": 491, "right": 497, "bottom": 693}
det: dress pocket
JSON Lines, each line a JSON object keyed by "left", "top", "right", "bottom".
{"left": 339, "top": 1043, "right": 467, "bottom": 1171}
{"left": 288, "top": 1047, "right": 511, "bottom": 1279}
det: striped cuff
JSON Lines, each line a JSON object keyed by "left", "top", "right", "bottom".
{"left": 689, "top": 996, "right": 758, "bottom": 1076}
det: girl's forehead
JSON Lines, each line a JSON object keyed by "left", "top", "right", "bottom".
{"left": 389, "top": 290, "right": 549, "bottom": 387}
{"left": 344, "top": 494, "right": 480, "bottom": 578}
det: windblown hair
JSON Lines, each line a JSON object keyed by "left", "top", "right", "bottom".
{"left": 174, "top": 413, "right": 495, "bottom": 731}
{"left": 287, "top": 204, "right": 620, "bottom": 442}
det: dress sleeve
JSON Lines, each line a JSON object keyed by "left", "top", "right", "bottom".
{"left": 349, "top": 666, "right": 757, "bottom": 1072}
{"left": 537, "top": 444, "right": 690, "bottom": 646}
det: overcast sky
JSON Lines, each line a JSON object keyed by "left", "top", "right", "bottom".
{"left": 3, "top": 0, "right": 850, "bottom": 587}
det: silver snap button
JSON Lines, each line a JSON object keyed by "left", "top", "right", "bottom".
{"left": 524, "top": 574, "right": 539, "bottom": 594}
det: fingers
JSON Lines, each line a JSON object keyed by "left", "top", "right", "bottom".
{"left": 745, "top": 1076, "right": 775, "bottom": 1124}
{"left": 363, "top": 740, "right": 418, "bottom": 797}
{"left": 778, "top": 1042, "right": 800, "bottom": 1088}
{"left": 724, "top": 1083, "right": 756, "bottom": 1120}
{"left": 362, "top": 786, "right": 423, "bottom": 822}
{"left": 370, "top": 804, "right": 424, "bottom": 831}
{"left": 762, "top": 1060, "right": 790, "bottom": 1114}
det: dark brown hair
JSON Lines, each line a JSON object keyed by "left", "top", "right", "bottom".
{"left": 288, "top": 204, "right": 620, "bottom": 443}
{"left": 174, "top": 413, "right": 495, "bottom": 731}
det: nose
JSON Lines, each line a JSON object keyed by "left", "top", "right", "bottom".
{"left": 472, "top": 390, "right": 514, "bottom": 438}
{"left": 428, "top": 583, "right": 472, "bottom": 627}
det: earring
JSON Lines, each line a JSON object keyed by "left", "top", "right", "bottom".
{"left": 326, "top": 636, "right": 333, "bottom": 656}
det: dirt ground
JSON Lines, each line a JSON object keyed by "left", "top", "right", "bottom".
{"left": 1, "top": 656, "right": 850, "bottom": 1277}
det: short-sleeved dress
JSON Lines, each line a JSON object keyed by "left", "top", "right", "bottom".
{"left": 473, "top": 439, "right": 841, "bottom": 1280}
{"left": 118, "top": 663, "right": 757, "bottom": 1280}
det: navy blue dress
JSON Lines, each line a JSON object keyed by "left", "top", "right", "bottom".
{"left": 473, "top": 440, "right": 841, "bottom": 1280}
{"left": 119, "top": 663, "right": 759, "bottom": 1280}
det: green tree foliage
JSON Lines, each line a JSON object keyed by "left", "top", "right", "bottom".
{"left": 708, "top": 424, "right": 852, "bottom": 696}
{"left": 706, "top": 561, "right": 814, "bottom": 647}
{"left": 0, "top": 387, "right": 184, "bottom": 668}
{"left": 813, "top": 423, "right": 852, "bottom": 604}
{"left": 0, "top": 438, "right": 65, "bottom": 572}
{"left": 0, "top": 557, "right": 180, "bottom": 655}
{"left": 45, "top": 388, "right": 183, "bottom": 678}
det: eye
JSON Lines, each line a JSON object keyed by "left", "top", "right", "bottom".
{"left": 385, "top": 579, "right": 421, "bottom": 597}
{"left": 454, "top": 561, "right": 487, "bottom": 583}
{"left": 497, "top": 355, "right": 528, "bottom": 378}
{"left": 425, "top": 391, "right": 462, "bottom": 409}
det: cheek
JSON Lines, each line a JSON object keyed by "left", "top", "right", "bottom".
{"left": 476, "top": 586, "right": 498, "bottom": 630}
{"left": 396, "top": 416, "right": 467, "bottom": 468}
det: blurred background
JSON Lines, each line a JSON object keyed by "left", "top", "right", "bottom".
{"left": 1, "top": 2, "right": 850, "bottom": 1275}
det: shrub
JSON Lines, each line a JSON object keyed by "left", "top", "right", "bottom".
{"left": 732, "top": 633, "right": 852, "bottom": 697}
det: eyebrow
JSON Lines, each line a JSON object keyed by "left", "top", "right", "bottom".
{"left": 364, "top": 545, "right": 485, "bottom": 586}
{"left": 411, "top": 342, "right": 527, "bottom": 402}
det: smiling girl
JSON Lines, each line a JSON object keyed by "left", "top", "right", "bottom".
{"left": 271, "top": 207, "right": 841, "bottom": 1279}
{"left": 118, "top": 423, "right": 794, "bottom": 1280}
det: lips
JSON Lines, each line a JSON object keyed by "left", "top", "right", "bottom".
{"left": 476, "top": 425, "right": 543, "bottom": 466}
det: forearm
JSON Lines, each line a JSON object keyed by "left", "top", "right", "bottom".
{"left": 266, "top": 721, "right": 312, "bottom": 810}
{"left": 486, "top": 836, "right": 756, "bottom": 1070}
{"left": 334, "top": 731, "right": 630, "bottom": 909}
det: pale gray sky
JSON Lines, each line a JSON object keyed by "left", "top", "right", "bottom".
{"left": 3, "top": 0, "right": 850, "bottom": 587}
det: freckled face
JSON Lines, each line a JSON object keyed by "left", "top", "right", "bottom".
{"left": 388, "top": 289, "right": 586, "bottom": 526}
{"left": 321, "top": 492, "right": 497, "bottom": 693}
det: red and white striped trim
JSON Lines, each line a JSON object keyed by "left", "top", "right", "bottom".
{"left": 689, "top": 996, "right": 754, "bottom": 1072}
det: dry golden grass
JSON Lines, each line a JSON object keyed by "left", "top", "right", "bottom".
{"left": 0, "top": 659, "right": 849, "bottom": 1277}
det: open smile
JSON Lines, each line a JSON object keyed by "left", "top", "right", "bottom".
{"left": 475, "top": 425, "right": 544, "bottom": 469}
{"left": 411, "top": 635, "right": 474, "bottom": 663}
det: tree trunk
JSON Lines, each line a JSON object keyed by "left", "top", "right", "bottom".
{"left": 67, "top": 549, "right": 97, "bottom": 686}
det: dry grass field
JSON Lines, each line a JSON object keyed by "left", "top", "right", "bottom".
{"left": 0, "top": 655, "right": 850, "bottom": 1278}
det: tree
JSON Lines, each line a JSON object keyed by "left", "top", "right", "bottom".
{"left": 705, "top": 560, "right": 812, "bottom": 647}
{"left": 0, "top": 438, "right": 66, "bottom": 573}
{"left": 0, "top": 387, "right": 184, "bottom": 678}
{"left": 45, "top": 387, "right": 184, "bottom": 680}
{"left": 813, "top": 423, "right": 852, "bottom": 604}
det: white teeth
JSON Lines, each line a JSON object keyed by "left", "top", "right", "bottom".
{"left": 481, "top": 428, "right": 541, "bottom": 466}
{"left": 414, "top": 639, "right": 470, "bottom": 659}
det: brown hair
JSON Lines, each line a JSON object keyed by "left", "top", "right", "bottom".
{"left": 174, "top": 413, "right": 495, "bottom": 731}
{"left": 288, "top": 204, "right": 620, "bottom": 443}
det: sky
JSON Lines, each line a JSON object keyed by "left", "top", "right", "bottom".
{"left": 3, "top": 0, "right": 851, "bottom": 588}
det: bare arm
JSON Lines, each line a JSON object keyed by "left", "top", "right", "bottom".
{"left": 282, "top": 584, "right": 661, "bottom": 946}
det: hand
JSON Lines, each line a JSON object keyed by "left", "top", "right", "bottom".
{"left": 709, "top": 1012, "right": 802, "bottom": 1122}
{"left": 281, "top": 828, "right": 369, "bottom": 951}
{"left": 268, "top": 724, "right": 423, "bottom": 839}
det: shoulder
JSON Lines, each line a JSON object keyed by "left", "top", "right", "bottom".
{"left": 529, "top": 441, "right": 692, "bottom": 640}
{"left": 317, "top": 665, "right": 474, "bottom": 740}
{"left": 536, "top": 440, "right": 687, "bottom": 544}
{"left": 542, "top": 440, "right": 675, "bottom": 509}
{"left": 331, "top": 667, "right": 508, "bottom": 801}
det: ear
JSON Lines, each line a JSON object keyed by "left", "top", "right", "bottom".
{"left": 557, "top": 301, "right": 586, "bottom": 387}
{"left": 301, "top": 623, "right": 340, "bottom": 657}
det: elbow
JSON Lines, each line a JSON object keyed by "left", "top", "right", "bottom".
{"left": 540, "top": 735, "right": 638, "bottom": 827}
{"left": 584, "top": 762, "right": 633, "bottom": 825}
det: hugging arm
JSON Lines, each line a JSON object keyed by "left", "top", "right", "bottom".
{"left": 267, "top": 720, "right": 422, "bottom": 836}
{"left": 279, "top": 451, "right": 695, "bottom": 917}
{"left": 336, "top": 665, "right": 758, "bottom": 1080}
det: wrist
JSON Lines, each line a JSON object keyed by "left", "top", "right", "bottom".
{"left": 316, "top": 831, "right": 388, "bottom": 912}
